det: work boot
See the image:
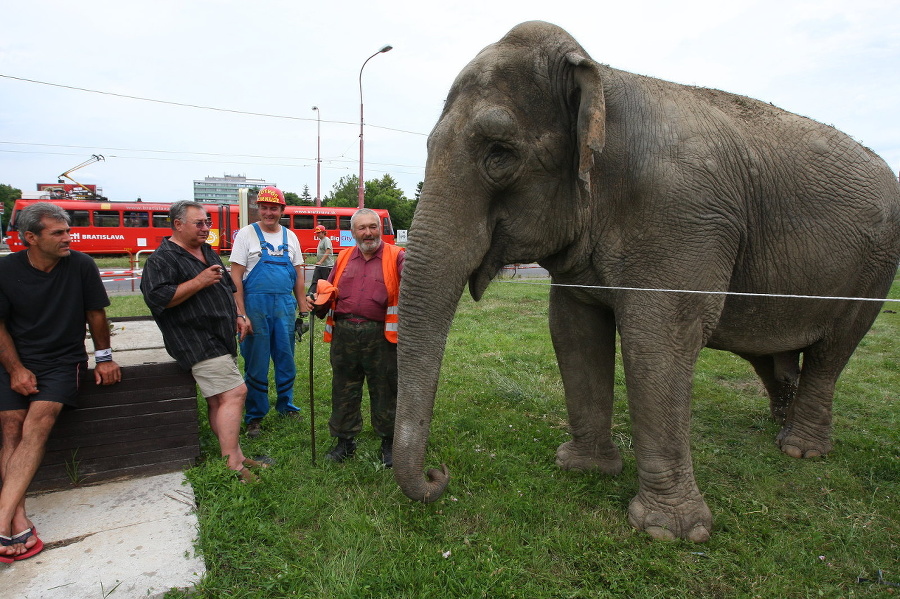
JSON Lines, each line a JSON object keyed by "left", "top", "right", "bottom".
{"left": 326, "top": 437, "right": 357, "bottom": 463}
{"left": 246, "top": 419, "right": 262, "bottom": 439}
{"left": 381, "top": 437, "right": 394, "bottom": 468}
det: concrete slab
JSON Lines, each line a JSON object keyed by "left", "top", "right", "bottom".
{"left": 0, "top": 472, "right": 205, "bottom": 598}
{"left": 90, "top": 318, "right": 174, "bottom": 367}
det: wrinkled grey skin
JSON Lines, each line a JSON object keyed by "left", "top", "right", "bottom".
{"left": 394, "top": 21, "right": 900, "bottom": 542}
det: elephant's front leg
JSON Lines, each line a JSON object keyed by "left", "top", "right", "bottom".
{"left": 620, "top": 313, "right": 712, "bottom": 542}
{"left": 549, "top": 288, "right": 622, "bottom": 475}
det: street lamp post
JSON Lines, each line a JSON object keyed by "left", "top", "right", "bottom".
{"left": 358, "top": 44, "right": 393, "bottom": 208}
{"left": 312, "top": 106, "right": 321, "bottom": 207}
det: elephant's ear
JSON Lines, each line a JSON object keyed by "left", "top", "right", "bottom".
{"left": 566, "top": 52, "right": 606, "bottom": 195}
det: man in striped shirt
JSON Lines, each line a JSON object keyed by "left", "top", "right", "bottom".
{"left": 141, "top": 201, "right": 263, "bottom": 483}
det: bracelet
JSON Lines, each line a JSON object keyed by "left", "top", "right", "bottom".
{"left": 95, "top": 348, "right": 113, "bottom": 363}
{"left": 237, "top": 315, "right": 247, "bottom": 320}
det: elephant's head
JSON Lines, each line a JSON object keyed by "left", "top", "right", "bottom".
{"left": 394, "top": 21, "right": 607, "bottom": 502}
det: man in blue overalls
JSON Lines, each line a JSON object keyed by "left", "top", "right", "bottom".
{"left": 230, "top": 187, "right": 306, "bottom": 438}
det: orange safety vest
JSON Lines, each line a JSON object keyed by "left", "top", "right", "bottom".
{"left": 323, "top": 243, "right": 403, "bottom": 343}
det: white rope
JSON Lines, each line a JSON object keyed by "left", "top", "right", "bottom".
{"left": 498, "top": 278, "right": 900, "bottom": 304}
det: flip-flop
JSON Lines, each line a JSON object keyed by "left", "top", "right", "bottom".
{"left": 0, "top": 528, "right": 43, "bottom": 562}
{"left": 0, "top": 533, "right": 16, "bottom": 563}
{"left": 12, "top": 528, "right": 43, "bottom": 561}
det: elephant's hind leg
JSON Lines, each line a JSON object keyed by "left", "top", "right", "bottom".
{"left": 549, "top": 289, "right": 622, "bottom": 475}
{"left": 775, "top": 351, "right": 836, "bottom": 459}
{"left": 776, "top": 305, "right": 880, "bottom": 459}
{"left": 740, "top": 351, "right": 800, "bottom": 424}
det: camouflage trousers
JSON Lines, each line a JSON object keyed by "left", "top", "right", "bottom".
{"left": 328, "top": 319, "right": 397, "bottom": 439}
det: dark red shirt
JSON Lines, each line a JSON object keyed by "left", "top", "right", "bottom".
{"left": 328, "top": 241, "right": 404, "bottom": 322}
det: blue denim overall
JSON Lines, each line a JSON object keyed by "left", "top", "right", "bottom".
{"left": 240, "top": 223, "right": 299, "bottom": 423}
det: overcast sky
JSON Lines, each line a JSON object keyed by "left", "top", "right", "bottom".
{"left": 2, "top": 0, "right": 898, "bottom": 203}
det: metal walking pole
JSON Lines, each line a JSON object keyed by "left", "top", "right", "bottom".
{"left": 308, "top": 311, "right": 316, "bottom": 465}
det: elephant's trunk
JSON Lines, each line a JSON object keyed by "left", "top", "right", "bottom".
{"left": 394, "top": 206, "right": 484, "bottom": 503}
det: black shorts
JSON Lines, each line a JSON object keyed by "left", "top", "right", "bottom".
{"left": 0, "top": 362, "right": 86, "bottom": 411}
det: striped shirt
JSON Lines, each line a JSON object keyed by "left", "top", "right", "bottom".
{"left": 140, "top": 237, "right": 238, "bottom": 369}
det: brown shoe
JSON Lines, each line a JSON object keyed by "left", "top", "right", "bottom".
{"left": 243, "top": 456, "right": 275, "bottom": 469}
{"left": 234, "top": 466, "right": 258, "bottom": 484}
{"left": 246, "top": 419, "right": 262, "bottom": 439}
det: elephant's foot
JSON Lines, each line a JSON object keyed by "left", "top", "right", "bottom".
{"left": 776, "top": 422, "right": 832, "bottom": 458}
{"left": 627, "top": 490, "right": 712, "bottom": 543}
{"left": 555, "top": 439, "right": 622, "bottom": 475}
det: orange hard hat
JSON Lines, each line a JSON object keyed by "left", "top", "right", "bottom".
{"left": 256, "top": 186, "right": 285, "bottom": 205}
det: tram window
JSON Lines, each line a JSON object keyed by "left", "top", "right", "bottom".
{"left": 280, "top": 216, "right": 290, "bottom": 228}
{"left": 339, "top": 217, "right": 351, "bottom": 231}
{"left": 152, "top": 212, "right": 170, "bottom": 228}
{"left": 293, "top": 214, "right": 314, "bottom": 229}
{"left": 124, "top": 211, "right": 149, "bottom": 227}
{"left": 318, "top": 216, "right": 337, "bottom": 230}
{"left": 94, "top": 211, "right": 120, "bottom": 227}
{"left": 66, "top": 210, "right": 90, "bottom": 227}
{"left": 382, "top": 217, "right": 394, "bottom": 235}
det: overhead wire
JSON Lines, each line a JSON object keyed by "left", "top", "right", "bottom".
{"left": 0, "top": 143, "right": 422, "bottom": 171}
{"left": 0, "top": 74, "right": 428, "bottom": 136}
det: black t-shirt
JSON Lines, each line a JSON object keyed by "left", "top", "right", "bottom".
{"left": 0, "top": 250, "right": 110, "bottom": 368}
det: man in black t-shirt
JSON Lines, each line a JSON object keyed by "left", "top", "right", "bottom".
{"left": 0, "top": 203, "right": 120, "bottom": 562}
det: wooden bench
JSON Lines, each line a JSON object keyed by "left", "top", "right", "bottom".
{"left": 2, "top": 317, "right": 201, "bottom": 493}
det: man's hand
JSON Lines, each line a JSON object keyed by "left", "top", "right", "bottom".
{"left": 237, "top": 315, "right": 253, "bottom": 342}
{"left": 9, "top": 366, "right": 38, "bottom": 396}
{"left": 304, "top": 294, "right": 316, "bottom": 313}
{"left": 94, "top": 361, "right": 121, "bottom": 386}
{"left": 197, "top": 265, "right": 225, "bottom": 288}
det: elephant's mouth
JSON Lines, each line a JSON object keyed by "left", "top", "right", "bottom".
{"left": 468, "top": 242, "right": 507, "bottom": 301}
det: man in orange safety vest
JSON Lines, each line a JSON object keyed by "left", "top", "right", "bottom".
{"left": 307, "top": 208, "right": 404, "bottom": 467}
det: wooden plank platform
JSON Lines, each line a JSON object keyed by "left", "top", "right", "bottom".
{"left": 1, "top": 317, "right": 201, "bottom": 492}
{"left": 30, "top": 362, "right": 200, "bottom": 491}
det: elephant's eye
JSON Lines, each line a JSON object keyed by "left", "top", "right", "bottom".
{"left": 483, "top": 142, "right": 520, "bottom": 185}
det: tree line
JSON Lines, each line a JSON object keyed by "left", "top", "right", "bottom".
{"left": 284, "top": 174, "right": 419, "bottom": 231}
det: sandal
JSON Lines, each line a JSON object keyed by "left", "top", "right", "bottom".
{"left": 0, "top": 527, "right": 43, "bottom": 562}
{"left": 243, "top": 456, "right": 275, "bottom": 469}
{"left": 12, "top": 528, "right": 43, "bottom": 561}
{"left": 234, "top": 466, "right": 258, "bottom": 484}
{"left": 0, "top": 536, "right": 14, "bottom": 564}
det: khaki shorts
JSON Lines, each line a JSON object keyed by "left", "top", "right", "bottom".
{"left": 191, "top": 355, "right": 245, "bottom": 398}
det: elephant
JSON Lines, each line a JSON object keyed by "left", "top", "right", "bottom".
{"left": 393, "top": 20, "right": 900, "bottom": 542}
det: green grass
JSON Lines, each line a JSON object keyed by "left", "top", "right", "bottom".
{"left": 102, "top": 275, "right": 899, "bottom": 599}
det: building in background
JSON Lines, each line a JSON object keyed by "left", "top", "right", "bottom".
{"left": 193, "top": 174, "right": 274, "bottom": 204}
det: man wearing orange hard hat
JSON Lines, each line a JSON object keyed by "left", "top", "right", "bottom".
{"left": 229, "top": 186, "right": 306, "bottom": 438}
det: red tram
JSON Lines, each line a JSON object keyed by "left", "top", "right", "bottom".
{"left": 7, "top": 199, "right": 395, "bottom": 255}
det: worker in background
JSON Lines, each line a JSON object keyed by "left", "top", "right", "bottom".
{"left": 308, "top": 224, "right": 335, "bottom": 293}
